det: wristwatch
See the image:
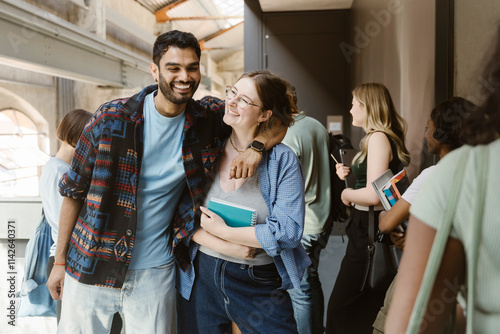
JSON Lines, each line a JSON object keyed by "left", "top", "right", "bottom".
{"left": 248, "top": 140, "right": 265, "bottom": 153}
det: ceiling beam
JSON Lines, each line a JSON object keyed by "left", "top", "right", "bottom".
{"left": 200, "top": 21, "right": 244, "bottom": 44}
{"left": 0, "top": 0, "right": 151, "bottom": 88}
{"left": 258, "top": 0, "right": 353, "bottom": 12}
{"left": 155, "top": 0, "right": 188, "bottom": 23}
{"left": 69, "top": 0, "right": 89, "bottom": 9}
{"left": 161, "top": 16, "right": 243, "bottom": 21}
{"left": 106, "top": 6, "right": 156, "bottom": 45}
{"left": 203, "top": 46, "right": 243, "bottom": 51}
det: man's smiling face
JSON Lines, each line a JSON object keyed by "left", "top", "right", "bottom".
{"left": 154, "top": 46, "right": 201, "bottom": 105}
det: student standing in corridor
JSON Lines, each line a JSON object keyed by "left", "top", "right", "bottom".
{"left": 326, "top": 83, "right": 410, "bottom": 334}
{"left": 47, "top": 30, "right": 284, "bottom": 334}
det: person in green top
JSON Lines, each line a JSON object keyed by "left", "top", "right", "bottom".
{"left": 326, "top": 83, "right": 410, "bottom": 334}
{"left": 283, "top": 85, "right": 332, "bottom": 334}
{"left": 386, "top": 25, "right": 500, "bottom": 334}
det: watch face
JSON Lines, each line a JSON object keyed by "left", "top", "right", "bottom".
{"left": 251, "top": 140, "right": 265, "bottom": 151}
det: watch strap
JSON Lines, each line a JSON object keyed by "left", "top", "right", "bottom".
{"left": 248, "top": 140, "right": 265, "bottom": 153}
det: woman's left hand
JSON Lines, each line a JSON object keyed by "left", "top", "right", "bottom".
{"left": 200, "top": 206, "right": 229, "bottom": 238}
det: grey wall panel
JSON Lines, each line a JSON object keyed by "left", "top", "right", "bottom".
{"left": 262, "top": 10, "right": 351, "bottom": 132}
{"left": 348, "top": 0, "right": 436, "bottom": 178}
{"left": 244, "top": 0, "right": 264, "bottom": 71}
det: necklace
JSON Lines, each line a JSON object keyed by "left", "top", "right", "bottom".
{"left": 229, "top": 134, "right": 244, "bottom": 154}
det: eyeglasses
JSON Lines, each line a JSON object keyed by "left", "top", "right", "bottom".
{"left": 225, "top": 86, "right": 263, "bottom": 109}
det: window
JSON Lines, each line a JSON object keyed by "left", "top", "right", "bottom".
{"left": 0, "top": 109, "right": 49, "bottom": 197}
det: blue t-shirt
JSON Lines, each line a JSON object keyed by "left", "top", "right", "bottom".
{"left": 129, "top": 92, "right": 186, "bottom": 269}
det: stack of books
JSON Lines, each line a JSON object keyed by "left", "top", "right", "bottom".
{"left": 207, "top": 198, "right": 257, "bottom": 227}
{"left": 371, "top": 169, "right": 411, "bottom": 211}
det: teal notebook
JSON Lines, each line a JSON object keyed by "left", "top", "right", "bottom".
{"left": 207, "top": 198, "right": 257, "bottom": 228}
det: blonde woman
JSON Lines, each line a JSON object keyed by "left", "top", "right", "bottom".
{"left": 326, "top": 83, "right": 410, "bottom": 333}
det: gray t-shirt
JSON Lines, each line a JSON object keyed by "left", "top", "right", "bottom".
{"left": 199, "top": 165, "right": 273, "bottom": 265}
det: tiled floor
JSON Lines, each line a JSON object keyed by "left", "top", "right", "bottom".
{"left": 318, "top": 234, "right": 348, "bottom": 327}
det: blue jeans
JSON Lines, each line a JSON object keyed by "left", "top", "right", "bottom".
{"left": 58, "top": 261, "right": 176, "bottom": 334}
{"left": 177, "top": 251, "right": 297, "bottom": 334}
{"left": 288, "top": 226, "right": 332, "bottom": 334}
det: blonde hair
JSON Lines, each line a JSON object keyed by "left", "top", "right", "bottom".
{"left": 352, "top": 83, "right": 410, "bottom": 166}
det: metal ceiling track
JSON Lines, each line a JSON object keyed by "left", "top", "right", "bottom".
{"left": 0, "top": 0, "right": 151, "bottom": 88}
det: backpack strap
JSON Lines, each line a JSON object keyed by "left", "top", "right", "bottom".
{"left": 359, "top": 205, "right": 376, "bottom": 291}
{"left": 406, "top": 146, "right": 471, "bottom": 332}
{"left": 466, "top": 145, "right": 489, "bottom": 333}
{"left": 407, "top": 145, "right": 489, "bottom": 333}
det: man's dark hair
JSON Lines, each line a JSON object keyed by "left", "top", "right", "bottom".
{"left": 431, "top": 97, "right": 476, "bottom": 150}
{"left": 152, "top": 30, "right": 201, "bottom": 65}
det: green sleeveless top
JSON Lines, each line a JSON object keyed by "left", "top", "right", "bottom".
{"left": 351, "top": 134, "right": 403, "bottom": 189}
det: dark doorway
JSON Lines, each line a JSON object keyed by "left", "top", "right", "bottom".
{"left": 247, "top": 10, "right": 351, "bottom": 134}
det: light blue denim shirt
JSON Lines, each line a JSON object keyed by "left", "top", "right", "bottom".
{"left": 177, "top": 143, "right": 310, "bottom": 300}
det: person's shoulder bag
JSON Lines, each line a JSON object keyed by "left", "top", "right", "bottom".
{"left": 360, "top": 206, "right": 401, "bottom": 292}
{"left": 17, "top": 210, "right": 57, "bottom": 317}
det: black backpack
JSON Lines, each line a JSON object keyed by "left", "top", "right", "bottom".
{"left": 328, "top": 133, "right": 354, "bottom": 225}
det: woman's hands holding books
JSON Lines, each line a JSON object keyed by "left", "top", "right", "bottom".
{"left": 200, "top": 206, "right": 228, "bottom": 237}
{"left": 192, "top": 225, "right": 256, "bottom": 259}
{"left": 200, "top": 205, "right": 262, "bottom": 249}
{"left": 199, "top": 206, "right": 258, "bottom": 258}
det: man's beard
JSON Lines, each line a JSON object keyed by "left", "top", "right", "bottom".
{"left": 158, "top": 71, "right": 199, "bottom": 105}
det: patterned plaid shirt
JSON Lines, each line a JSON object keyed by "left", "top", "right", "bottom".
{"left": 59, "top": 85, "right": 229, "bottom": 288}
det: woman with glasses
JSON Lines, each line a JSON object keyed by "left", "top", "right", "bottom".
{"left": 176, "top": 70, "right": 309, "bottom": 334}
